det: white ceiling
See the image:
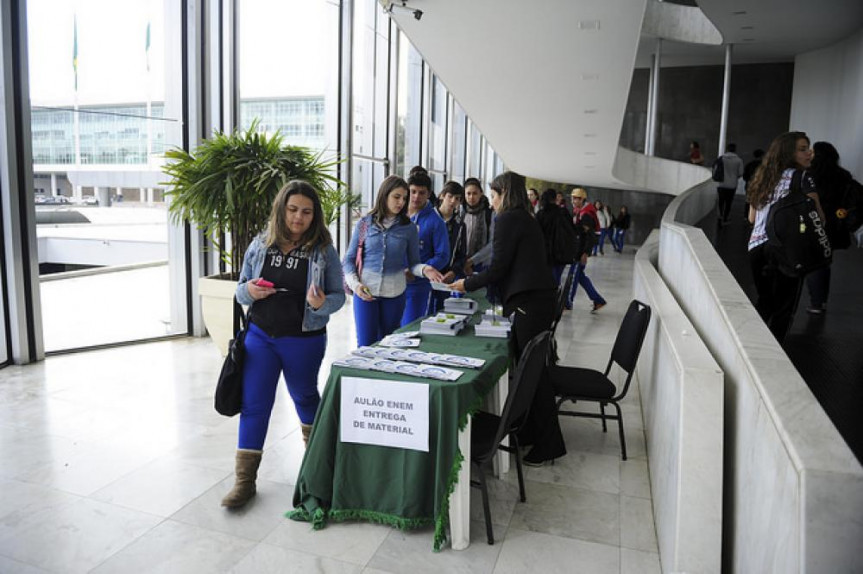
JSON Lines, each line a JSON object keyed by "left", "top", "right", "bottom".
{"left": 387, "top": 0, "right": 863, "bottom": 189}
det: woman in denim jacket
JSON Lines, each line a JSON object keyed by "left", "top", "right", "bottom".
{"left": 222, "top": 181, "right": 345, "bottom": 509}
{"left": 344, "top": 175, "right": 442, "bottom": 347}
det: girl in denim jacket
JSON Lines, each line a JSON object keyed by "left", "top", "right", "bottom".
{"left": 344, "top": 175, "right": 442, "bottom": 347}
{"left": 222, "top": 181, "right": 345, "bottom": 509}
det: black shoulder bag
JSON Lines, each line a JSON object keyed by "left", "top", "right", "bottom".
{"left": 215, "top": 297, "right": 248, "bottom": 416}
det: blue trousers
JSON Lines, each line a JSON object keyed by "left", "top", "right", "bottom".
{"left": 567, "top": 261, "right": 606, "bottom": 307}
{"left": 612, "top": 229, "right": 627, "bottom": 252}
{"left": 354, "top": 292, "right": 406, "bottom": 347}
{"left": 400, "top": 281, "right": 433, "bottom": 326}
{"left": 238, "top": 323, "right": 326, "bottom": 450}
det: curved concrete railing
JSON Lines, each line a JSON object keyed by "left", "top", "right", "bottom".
{"left": 633, "top": 230, "right": 723, "bottom": 573}
{"left": 658, "top": 184, "right": 863, "bottom": 573}
{"left": 642, "top": 0, "right": 723, "bottom": 45}
{"left": 613, "top": 146, "right": 712, "bottom": 196}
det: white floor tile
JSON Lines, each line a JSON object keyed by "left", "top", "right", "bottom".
{"left": 492, "top": 529, "right": 619, "bottom": 574}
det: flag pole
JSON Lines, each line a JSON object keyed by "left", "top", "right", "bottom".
{"left": 73, "top": 13, "right": 82, "bottom": 202}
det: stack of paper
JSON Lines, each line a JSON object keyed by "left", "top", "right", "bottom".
{"left": 352, "top": 346, "right": 485, "bottom": 369}
{"left": 443, "top": 297, "right": 478, "bottom": 315}
{"left": 332, "top": 355, "right": 462, "bottom": 381}
{"left": 474, "top": 316, "right": 511, "bottom": 338}
{"left": 419, "top": 313, "right": 469, "bottom": 336}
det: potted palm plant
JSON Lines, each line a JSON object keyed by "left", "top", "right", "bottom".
{"left": 163, "top": 120, "right": 358, "bottom": 354}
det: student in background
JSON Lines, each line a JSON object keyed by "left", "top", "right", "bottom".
{"left": 401, "top": 169, "right": 449, "bottom": 326}
{"left": 746, "top": 131, "right": 823, "bottom": 340}
{"left": 611, "top": 205, "right": 631, "bottom": 253}
{"left": 344, "top": 176, "right": 441, "bottom": 347}
{"left": 592, "top": 200, "right": 612, "bottom": 256}
{"left": 431, "top": 181, "right": 467, "bottom": 313}
{"left": 463, "top": 177, "right": 493, "bottom": 262}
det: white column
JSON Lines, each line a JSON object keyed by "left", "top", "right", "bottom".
{"left": 644, "top": 45, "right": 655, "bottom": 154}
{"left": 647, "top": 39, "right": 662, "bottom": 157}
{"left": 50, "top": 172, "right": 58, "bottom": 196}
{"left": 718, "top": 44, "right": 733, "bottom": 156}
{"left": 116, "top": 186, "right": 123, "bottom": 203}
{"left": 74, "top": 184, "right": 83, "bottom": 202}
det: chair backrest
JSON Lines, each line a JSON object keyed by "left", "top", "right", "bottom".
{"left": 609, "top": 299, "right": 652, "bottom": 375}
{"left": 551, "top": 266, "right": 575, "bottom": 330}
{"left": 492, "top": 330, "right": 553, "bottom": 450}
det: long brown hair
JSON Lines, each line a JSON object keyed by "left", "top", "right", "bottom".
{"left": 368, "top": 175, "right": 411, "bottom": 226}
{"left": 265, "top": 180, "right": 332, "bottom": 250}
{"left": 490, "top": 171, "right": 531, "bottom": 215}
{"left": 747, "top": 131, "right": 809, "bottom": 209}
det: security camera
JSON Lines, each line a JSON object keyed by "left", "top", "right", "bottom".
{"left": 387, "top": 2, "right": 423, "bottom": 21}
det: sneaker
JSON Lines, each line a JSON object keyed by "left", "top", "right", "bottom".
{"left": 806, "top": 305, "right": 825, "bottom": 315}
{"left": 591, "top": 302, "right": 606, "bottom": 313}
{"left": 564, "top": 303, "right": 572, "bottom": 311}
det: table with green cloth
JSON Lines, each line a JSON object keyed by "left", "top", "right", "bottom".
{"left": 289, "top": 307, "right": 510, "bottom": 551}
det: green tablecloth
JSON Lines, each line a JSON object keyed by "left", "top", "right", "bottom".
{"left": 289, "top": 305, "right": 509, "bottom": 551}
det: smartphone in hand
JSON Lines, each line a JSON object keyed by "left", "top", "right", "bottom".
{"left": 256, "top": 279, "right": 274, "bottom": 288}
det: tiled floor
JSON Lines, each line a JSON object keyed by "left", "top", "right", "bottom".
{"left": 0, "top": 248, "right": 660, "bottom": 573}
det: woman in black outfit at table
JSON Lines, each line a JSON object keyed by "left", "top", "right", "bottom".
{"left": 452, "top": 171, "right": 566, "bottom": 465}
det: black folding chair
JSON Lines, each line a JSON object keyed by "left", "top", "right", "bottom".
{"left": 470, "top": 330, "right": 553, "bottom": 544}
{"left": 550, "top": 300, "right": 651, "bottom": 460}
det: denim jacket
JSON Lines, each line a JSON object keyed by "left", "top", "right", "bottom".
{"left": 235, "top": 234, "right": 346, "bottom": 332}
{"left": 343, "top": 215, "right": 426, "bottom": 298}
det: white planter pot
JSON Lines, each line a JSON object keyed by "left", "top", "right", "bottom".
{"left": 198, "top": 273, "right": 239, "bottom": 357}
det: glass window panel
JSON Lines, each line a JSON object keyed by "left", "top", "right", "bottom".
{"left": 450, "top": 99, "right": 467, "bottom": 182}
{"left": 27, "top": 0, "right": 186, "bottom": 351}
{"left": 467, "top": 119, "right": 483, "bottom": 180}
{"left": 238, "top": 0, "right": 339, "bottom": 154}
{"left": 428, "top": 75, "right": 446, "bottom": 175}
{"left": 396, "top": 32, "right": 421, "bottom": 178}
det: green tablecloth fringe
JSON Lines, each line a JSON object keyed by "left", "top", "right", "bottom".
{"left": 432, "top": 447, "right": 465, "bottom": 551}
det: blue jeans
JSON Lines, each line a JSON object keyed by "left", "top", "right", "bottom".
{"left": 592, "top": 229, "right": 610, "bottom": 255}
{"left": 400, "top": 280, "right": 433, "bottom": 326}
{"left": 612, "top": 228, "right": 626, "bottom": 252}
{"left": 354, "top": 292, "right": 406, "bottom": 347}
{"left": 566, "top": 261, "right": 606, "bottom": 307}
{"left": 239, "top": 324, "right": 326, "bottom": 450}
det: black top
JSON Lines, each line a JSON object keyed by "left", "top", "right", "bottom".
{"left": 249, "top": 246, "right": 325, "bottom": 338}
{"left": 464, "top": 208, "right": 556, "bottom": 311}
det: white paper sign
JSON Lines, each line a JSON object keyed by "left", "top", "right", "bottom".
{"left": 340, "top": 376, "right": 429, "bottom": 452}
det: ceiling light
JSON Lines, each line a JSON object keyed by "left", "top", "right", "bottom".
{"left": 584, "top": 151, "right": 597, "bottom": 156}
{"left": 584, "top": 165, "right": 596, "bottom": 169}
{"left": 741, "top": 26, "right": 754, "bottom": 30}
{"left": 577, "top": 20, "right": 601, "bottom": 31}
{"left": 580, "top": 73, "right": 600, "bottom": 81}
{"left": 732, "top": 10, "right": 747, "bottom": 15}
{"left": 584, "top": 133, "right": 597, "bottom": 138}
{"left": 583, "top": 109, "right": 598, "bottom": 114}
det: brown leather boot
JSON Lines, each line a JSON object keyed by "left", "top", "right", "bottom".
{"left": 301, "top": 424, "right": 313, "bottom": 448}
{"left": 221, "top": 449, "right": 262, "bottom": 508}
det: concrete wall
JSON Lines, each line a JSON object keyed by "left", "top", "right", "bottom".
{"left": 633, "top": 230, "right": 723, "bottom": 573}
{"left": 790, "top": 28, "right": 863, "bottom": 182}
{"left": 660, "top": 185, "right": 863, "bottom": 573}
{"left": 621, "top": 63, "right": 795, "bottom": 165}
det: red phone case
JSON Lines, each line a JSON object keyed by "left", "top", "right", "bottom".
{"left": 256, "top": 279, "right": 274, "bottom": 288}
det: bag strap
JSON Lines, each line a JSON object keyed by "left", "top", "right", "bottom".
{"left": 232, "top": 296, "right": 247, "bottom": 335}
{"left": 790, "top": 169, "right": 805, "bottom": 196}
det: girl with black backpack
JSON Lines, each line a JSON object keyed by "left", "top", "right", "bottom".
{"left": 746, "top": 131, "right": 826, "bottom": 341}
